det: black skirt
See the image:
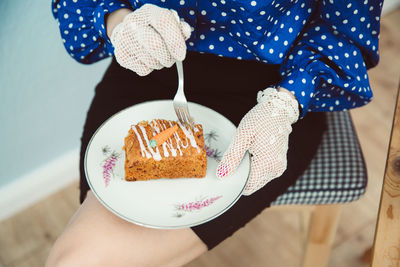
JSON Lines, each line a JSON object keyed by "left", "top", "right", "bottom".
{"left": 79, "top": 52, "right": 327, "bottom": 250}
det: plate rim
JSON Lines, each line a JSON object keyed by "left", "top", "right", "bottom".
{"left": 84, "top": 99, "right": 251, "bottom": 229}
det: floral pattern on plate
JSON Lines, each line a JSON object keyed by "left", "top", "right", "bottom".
{"left": 85, "top": 101, "right": 250, "bottom": 228}
{"left": 204, "top": 130, "right": 222, "bottom": 162}
{"left": 101, "top": 146, "right": 121, "bottom": 187}
{"left": 173, "top": 195, "right": 223, "bottom": 218}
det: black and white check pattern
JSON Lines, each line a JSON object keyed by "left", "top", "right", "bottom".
{"left": 271, "top": 111, "right": 367, "bottom": 206}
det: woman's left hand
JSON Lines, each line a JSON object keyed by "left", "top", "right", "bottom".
{"left": 216, "top": 88, "right": 300, "bottom": 195}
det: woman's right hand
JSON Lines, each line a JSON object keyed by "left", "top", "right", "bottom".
{"left": 109, "top": 4, "right": 191, "bottom": 76}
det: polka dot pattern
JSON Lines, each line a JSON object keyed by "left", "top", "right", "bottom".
{"left": 52, "top": 0, "right": 129, "bottom": 63}
{"left": 279, "top": 0, "right": 382, "bottom": 117}
{"left": 52, "top": 0, "right": 383, "bottom": 116}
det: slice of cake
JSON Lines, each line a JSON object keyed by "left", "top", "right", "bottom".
{"left": 123, "top": 119, "right": 207, "bottom": 181}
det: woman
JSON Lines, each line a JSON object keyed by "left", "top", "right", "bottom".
{"left": 46, "top": 0, "right": 382, "bottom": 266}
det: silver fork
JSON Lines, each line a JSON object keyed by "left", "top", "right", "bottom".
{"left": 173, "top": 61, "right": 194, "bottom": 127}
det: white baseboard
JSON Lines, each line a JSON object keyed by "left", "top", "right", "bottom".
{"left": 0, "top": 149, "right": 80, "bottom": 222}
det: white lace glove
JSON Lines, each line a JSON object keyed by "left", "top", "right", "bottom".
{"left": 110, "top": 4, "right": 191, "bottom": 76}
{"left": 216, "top": 88, "right": 300, "bottom": 195}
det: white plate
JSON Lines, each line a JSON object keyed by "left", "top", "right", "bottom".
{"left": 85, "top": 100, "right": 250, "bottom": 229}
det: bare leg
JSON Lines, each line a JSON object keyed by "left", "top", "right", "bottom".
{"left": 45, "top": 191, "right": 207, "bottom": 267}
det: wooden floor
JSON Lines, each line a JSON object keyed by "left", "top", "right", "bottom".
{"left": 1, "top": 8, "right": 399, "bottom": 267}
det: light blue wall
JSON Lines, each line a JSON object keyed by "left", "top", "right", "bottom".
{"left": 0, "top": 0, "right": 111, "bottom": 187}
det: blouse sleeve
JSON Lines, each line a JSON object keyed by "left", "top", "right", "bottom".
{"left": 278, "top": 0, "right": 383, "bottom": 117}
{"left": 52, "top": 0, "right": 131, "bottom": 64}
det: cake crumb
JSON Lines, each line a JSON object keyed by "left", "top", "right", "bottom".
{"left": 138, "top": 120, "right": 148, "bottom": 127}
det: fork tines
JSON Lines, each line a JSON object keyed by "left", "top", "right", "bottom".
{"left": 174, "top": 105, "right": 194, "bottom": 127}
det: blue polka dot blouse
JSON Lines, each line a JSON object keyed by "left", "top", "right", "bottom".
{"left": 52, "top": 0, "right": 383, "bottom": 117}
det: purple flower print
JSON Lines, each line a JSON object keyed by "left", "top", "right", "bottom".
{"left": 101, "top": 146, "right": 120, "bottom": 187}
{"left": 205, "top": 145, "right": 222, "bottom": 161}
{"left": 173, "top": 196, "right": 223, "bottom": 217}
{"left": 205, "top": 145, "right": 215, "bottom": 157}
{"left": 204, "top": 131, "right": 222, "bottom": 161}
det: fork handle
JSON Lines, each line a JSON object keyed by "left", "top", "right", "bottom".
{"left": 176, "top": 61, "right": 184, "bottom": 94}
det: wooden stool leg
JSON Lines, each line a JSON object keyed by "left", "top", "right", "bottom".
{"left": 299, "top": 208, "right": 312, "bottom": 248}
{"left": 302, "top": 204, "right": 342, "bottom": 267}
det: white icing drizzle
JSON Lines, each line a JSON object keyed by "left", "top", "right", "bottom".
{"left": 177, "top": 121, "right": 201, "bottom": 153}
{"left": 159, "top": 121, "right": 178, "bottom": 157}
{"left": 161, "top": 142, "right": 170, "bottom": 157}
{"left": 150, "top": 120, "right": 178, "bottom": 158}
{"left": 173, "top": 131, "right": 183, "bottom": 156}
{"left": 135, "top": 119, "right": 200, "bottom": 160}
{"left": 131, "top": 126, "right": 151, "bottom": 159}
{"left": 138, "top": 125, "right": 162, "bottom": 161}
{"left": 176, "top": 131, "right": 189, "bottom": 148}
{"left": 168, "top": 121, "right": 185, "bottom": 155}
{"left": 150, "top": 121, "right": 168, "bottom": 157}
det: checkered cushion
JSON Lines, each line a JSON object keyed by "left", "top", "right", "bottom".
{"left": 271, "top": 111, "right": 367, "bottom": 206}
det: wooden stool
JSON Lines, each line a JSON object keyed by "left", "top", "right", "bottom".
{"left": 371, "top": 85, "right": 400, "bottom": 266}
{"left": 270, "top": 111, "right": 367, "bottom": 267}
